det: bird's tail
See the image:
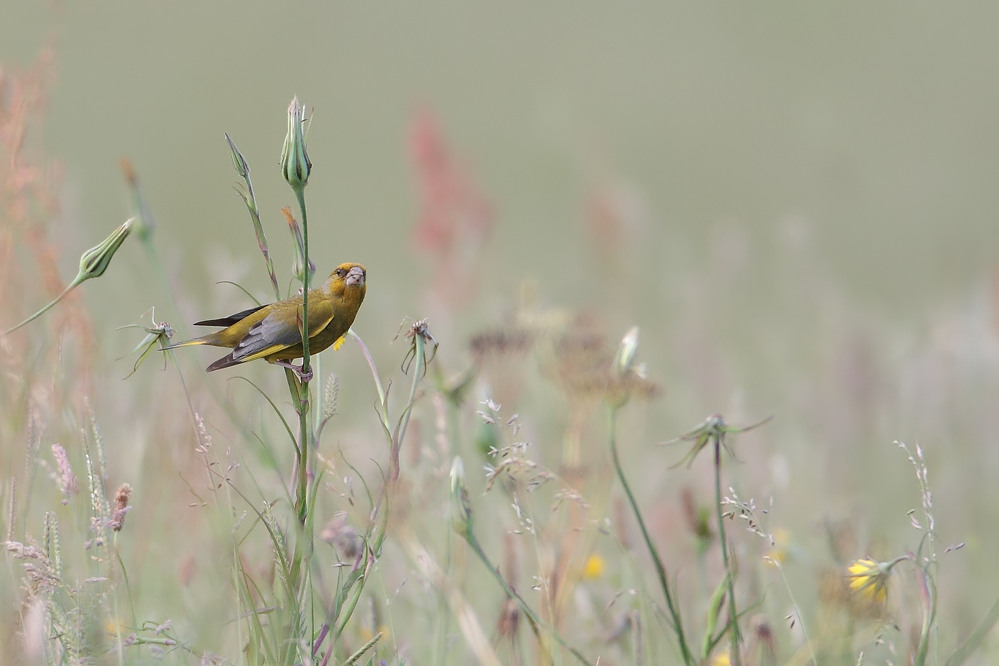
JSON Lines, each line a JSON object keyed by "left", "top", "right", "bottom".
{"left": 161, "top": 337, "right": 211, "bottom": 351}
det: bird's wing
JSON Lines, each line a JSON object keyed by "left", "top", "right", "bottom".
{"left": 228, "top": 298, "right": 336, "bottom": 364}
{"left": 194, "top": 304, "right": 267, "bottom": 327}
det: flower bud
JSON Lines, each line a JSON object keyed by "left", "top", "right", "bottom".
{"left": 607, "top": 325, "right": 641, "bottom": 409}
{"left": 613, "top": 326, "right": 640, "bottom": 377}
{"left": 282, "top": 206, "right": 315, "bottom": 284}
{"left": 280, "top": 97, "right": 311, "bottom": 189}
{"left": 4, "top": 218, "right": 134, "bottom": 334}
{"left": 225, "top": 133, "right": 250, "bottom": 178}
{"left": 76, "top": 217, "right": 134, "bottom": 283}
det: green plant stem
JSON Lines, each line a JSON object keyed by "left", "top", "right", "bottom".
{"left": 293, "top": 186, "right": 312, "bottom": 525}
{"left": 608, "top": 407, "right": 694, "bottom": 665}
{"left": 348, "top": 330, "right": 389, "bottom": 428}
{"left": 465, "top": 535, "right": 592, "bottom": 666}
{"left": 391, "top": 333, "right": 423, "bottom": 481}
{"left": 771, "top": 562, "right": 816, "bottom": 665}
{"left": 713, "top": 436, "right": 742, "bottom": 666}
{"left": 229, "top": 133, "right": 281, "bottom": 300}
{"left": 292, "top": 184, "right": 315, "bottom": 663}
{"left": 297, "top": 187, "right": 311, "bottom": 378}
{"left": 5, "top": 279, "right": 80, "bottom": 334}
{"left": 915, "top": 565, "right": 936, "bottom": 666}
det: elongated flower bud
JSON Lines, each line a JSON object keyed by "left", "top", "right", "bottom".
{"left": 77, "top": 217, "right": 134, "bottom": 283}
{"left": 225, "top": 133, "right": 250, "bottom": 178}
{"left": 282, "top": 206, "right": 315, "bottom": 284}
{"left": 5, "top": 218, "right": 134, "bottom": 334}
{"left": 281, "top": 97, "right": 311, "bottom": 189}
{"left": 613, "top": 326, "right": 640, "bottom": 377}
{"left": 607, "top": 325, "right": 641, "bottom": 409}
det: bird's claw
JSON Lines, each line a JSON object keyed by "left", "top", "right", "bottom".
{"left": 276, "top": 360, "right": 313, "bottom": 382}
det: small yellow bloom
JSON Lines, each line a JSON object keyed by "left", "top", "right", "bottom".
{"left": 765, "top": 527, "right": 792, "bottom": 566}
{"left": 582, "top": 554, "right": 605, "bottom": 580}
{"left": 847, "top": 558, "right": 889, "bottom": 603}
{"left": 710, "top": 651, "right": 732, "bottom": 666}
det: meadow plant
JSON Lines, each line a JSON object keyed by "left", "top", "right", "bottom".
{"left": 5, "top": 48, "right": 999, "bottom": 666}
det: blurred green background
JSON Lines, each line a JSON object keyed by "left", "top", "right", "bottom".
{"left": 5, "top": 1, "right": 999, "bottom": 659}
{"left": 6, "top": 3, "right": 999, "bottom": 311}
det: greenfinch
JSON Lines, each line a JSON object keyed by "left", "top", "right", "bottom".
{"left": 164, "top": 263, "right": 366, "bottom": 377}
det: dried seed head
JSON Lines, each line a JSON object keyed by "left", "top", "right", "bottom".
{"left": 320, "top": 511, "right": 362, "bottom": 563}
{"left": 109, "top": 483, "right": 132, "bottom": 532}
{"left": 494, "top": 598, "right": 519, "bottom": 642}
{"left": 50, "top": 444, "right": 78, "bottom": 504}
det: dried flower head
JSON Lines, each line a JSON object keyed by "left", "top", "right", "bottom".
{"left": 320, "top": 511, "right": 362, "bottom": 564}
{"left": 119, "top": 308, "right": 174, "bottom": 378}
{"left": 50, "top": 444, "right": 78, "bottom": 504}
{"left": 494, "top": 597, "right": 520, "bottom": 644}
{"left": 398, "top": 318, "right": 438, "bottom": 375}
{"left": 469, "top": 329, "right": 534, "bottom": 359}
{"left": 109, "top": 483, "right": 132, "bottom": 532}
{"left": 664, "top": 413, "right": 772, "bottom": 469}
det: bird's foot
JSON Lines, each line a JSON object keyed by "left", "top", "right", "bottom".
{"left": 275, "top": 360, "right": 314, "bottom": 382}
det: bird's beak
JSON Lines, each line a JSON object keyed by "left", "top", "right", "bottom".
{"left": 346, "top": 266, "right": 365, "bottom": 287}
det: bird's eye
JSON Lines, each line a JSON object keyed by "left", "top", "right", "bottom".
{"left": 335, "top": 268, "right": 343, "bottom": 277}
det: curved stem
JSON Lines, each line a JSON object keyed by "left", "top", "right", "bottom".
{"left": 5, "top": 279, "right": 79, "bottom": 334}
{"left": 608, "top": 408, "right": 694, "bottom": 664}
{"left": 466, "top": 536, "right": 592, "bottom": 665}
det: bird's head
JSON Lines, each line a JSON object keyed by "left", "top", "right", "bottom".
{"left": 326, "top": 263, "right": 366, "bottom": 303}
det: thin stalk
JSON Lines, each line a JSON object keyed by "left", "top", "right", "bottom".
{"left": 227, "top": 132, "right": 281, "bottom": 300}
{"left": 348, "top": 330, "right": 389, "bottom": 427}
{"left": 465, "top": 536, "right": 592, "bottom": 666}
{"left": 391, "top": 333, "right": 423, "bottom": 481}
{"left": 5, "top": 280, "right": 78, "bottom": 334}
{"left": 915, "top": 566, "right": 936, "bottom": 666}
{"left": 297, "top": 187, "right": 312, "bottom": 379}
{"left": 608, "top": 407, "right": 694, "bottom": 665}
{"left": 713, "top": 435, "right": 742, "bottom": 666}
{"left": 293, "top": 186, "right": 313, "bottom": 530}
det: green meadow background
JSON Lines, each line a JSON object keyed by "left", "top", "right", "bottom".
{"left": 3, "top": 2, "right": 999, "bottom": 664}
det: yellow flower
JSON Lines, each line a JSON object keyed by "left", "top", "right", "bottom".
{"left": 710, "top": 651, "right": 732, "bottom": 666}
{"left": 847, "top": 558, "right": 889, "bottom": 603}
{"left": 765, "top": 527, "right": 792, "bottom": 566}
{"left": 582, "top": 554, "right": 605, "bottom": 580}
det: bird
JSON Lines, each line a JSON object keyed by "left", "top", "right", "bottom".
{"left": 164, "top": 262, "right": 366, "bottom": 379}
